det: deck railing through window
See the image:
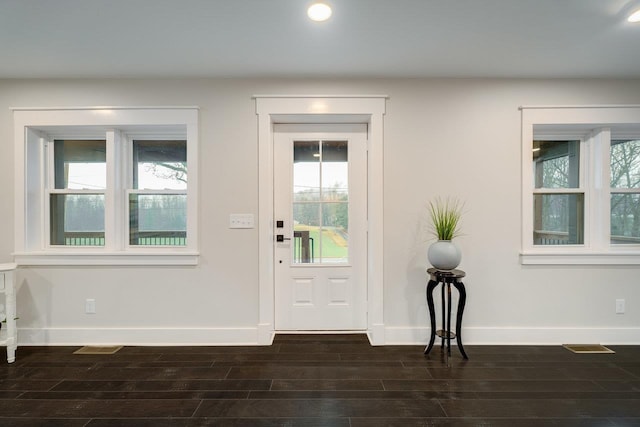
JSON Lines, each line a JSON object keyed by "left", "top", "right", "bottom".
{"left": 534, "top": 230, "right": 570, "bottom": 245}
{"left": 293, "top": 230, "right": 314, "bottom": 263}
{"left": 63, "top": 232, "right": 104, "bottom": 246}
{"left": 132, "top": 231, "right": 187, "bottom": 246}
{"left": 611, "top": 235, "right": 640, "bottom": 244}
{"left": 535, "top": 230, "right": 640, "bottom": 245}
{"left": 62, "top": 231, "right": 186, "bottom": 246}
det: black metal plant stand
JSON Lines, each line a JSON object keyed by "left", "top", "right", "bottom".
{"left": 424, "top": 268, "right": 468, "bottom": 362}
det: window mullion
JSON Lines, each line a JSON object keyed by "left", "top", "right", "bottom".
{"left": 105, "top": 130, "right": 124, "bottom": 251}
{"left": 588, "top": 128, "right": 611, "bottom": 251}
{"left": 124, "top": 136, "right": 134, "bottom": 249}
{"left": 602, "top": 130, "right": 612, "bottom": 248}
{"left": 42, "top": 138, "right": 54, "bottom": 249}
{"left": 186, "top": 123, "right": 198, "bottom": 252}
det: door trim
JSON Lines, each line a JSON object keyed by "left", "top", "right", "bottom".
{"left": 255, "top": 95, "right": 387, "bottom": 345}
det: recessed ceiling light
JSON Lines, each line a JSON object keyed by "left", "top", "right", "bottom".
{"left": 308, "top": 2, "right": 332, "bottom": 22}
{"left": 629, "top": 8, "right": 640, "bottom": 22}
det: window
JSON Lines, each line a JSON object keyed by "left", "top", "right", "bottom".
{"left": 610, "top": 139, "right": 640, "bottom": 244}
{"left": 533, "top": 140, "right": 583, "bottom": 245}
{"left": 14, "top": 108, "right": 198, "bottom": 266}
{"left": 50, "top": 139, "right": 107, "bottom": 246}
{"left": 130, "top": 140, "right": 187, "bottom": 247}
{"left": 521, "top": 106, "right": 640, "bottom": 265}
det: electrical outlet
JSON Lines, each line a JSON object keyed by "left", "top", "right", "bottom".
{"left": 616, "top": 299, "right": 625, "bottom": 314}
{"left": 85, "top": 299, "right": 96, "bottom": 314}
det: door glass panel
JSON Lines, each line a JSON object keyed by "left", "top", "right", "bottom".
{"left": 292, "top": 139, "right": 349, "bottom": 264}
{"left": 321, "top": 202, "right": 349, "bottom": 263}
{"left": 321, "top": 141, "right": 348, "bottom": 263}
{"left": 293, "top": 141, "right": 320, "bottom": 202}
{"left": 293, "top": 202, "right": 319, "bottom": 263}
{"left": 321, "top": 140, "right": 348, "bottom": 201}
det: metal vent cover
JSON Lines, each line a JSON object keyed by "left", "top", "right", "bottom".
{"left": 562, "top": 344, "right": 615, "bottom": 354}
{"left": 73, "top": 345, "right": 123, "bottom": 355}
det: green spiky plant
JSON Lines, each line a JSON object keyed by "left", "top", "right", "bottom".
{"left": 428, "top": 197, "right": 463, "bottom": 241}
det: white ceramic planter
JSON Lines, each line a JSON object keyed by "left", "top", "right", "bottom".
{"left": 427, "top": 240, "right": 462, "bottom": 271}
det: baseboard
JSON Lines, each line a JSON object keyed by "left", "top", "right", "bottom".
{"left": 17, "top": 326, "right": 640, "bottom": 346}
{"left": 384, "top": 326, "right": 640, "bottom": 345}
{"left": 17, "top": 327, "right": 260, "bottom": 346}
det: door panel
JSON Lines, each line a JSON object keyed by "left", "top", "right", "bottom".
{"left": 274, "top": 124, "right": 367, "bottom": 330}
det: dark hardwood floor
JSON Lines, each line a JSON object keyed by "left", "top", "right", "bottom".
{"left": 1, "top": 334, "right": 640, "bottom": 426}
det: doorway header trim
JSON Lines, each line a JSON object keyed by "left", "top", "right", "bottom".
{"left": 252, "top": 94, "right": 389, "bottom": 99}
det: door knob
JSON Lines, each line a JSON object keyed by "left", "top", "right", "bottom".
{"left": 276, "top": 235, "right": 291, "bottom": 242}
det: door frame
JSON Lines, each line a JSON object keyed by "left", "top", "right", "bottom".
{"left": 255, "top": 95, "right": 387, "bottom": 345}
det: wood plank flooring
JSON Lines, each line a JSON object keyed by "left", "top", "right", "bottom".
{"left": 1, "top": 334, "right": 639, "bottom": 426}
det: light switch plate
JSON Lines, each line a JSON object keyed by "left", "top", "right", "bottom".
{"left": 229, "top": 213, "right": 254, "bottom": 229}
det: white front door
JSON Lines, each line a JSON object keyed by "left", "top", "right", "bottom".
{"left": 274, "top": 124, "right": 368, "bottom": 330}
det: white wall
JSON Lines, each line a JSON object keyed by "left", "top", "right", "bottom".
{"left": 1, "top": 78, "right": 639, "bottom": 345}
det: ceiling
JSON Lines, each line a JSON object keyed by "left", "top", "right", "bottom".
{"left": 1, "top": 0, "right": 640, "bottom": 79}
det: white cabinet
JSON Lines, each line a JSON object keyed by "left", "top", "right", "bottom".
{"left": 0, "top": 263, "right": 17, "bottom": 363}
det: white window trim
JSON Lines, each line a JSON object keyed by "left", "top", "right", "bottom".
{"left": 521, "top": 105, "right": 640, "bottom": 265}
{"left": 12, "top": 107, "right": 199, "bottom": 266}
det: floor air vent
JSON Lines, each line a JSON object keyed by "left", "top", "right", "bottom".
{"left": 73, "top": 346, "right": 123, "bottom": 355}
{"left": 562, "top": 344, "right": 615, "bottom": 354}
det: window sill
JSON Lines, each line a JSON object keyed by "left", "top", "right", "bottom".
{"left": 13, "top": 251, "right": 199, "bottom": 266}
{"left": 520, "top": 250, "right": 640, "bottom": 265}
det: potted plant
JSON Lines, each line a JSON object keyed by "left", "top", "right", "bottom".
{"left": 427, "top": 197, "right": 463, "bottom": 270}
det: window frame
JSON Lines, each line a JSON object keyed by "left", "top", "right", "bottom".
{"left": 13, "top": 107, "right": 199, "bottom": 266}
{"left": 521, "top": 105, "right": 640, "bottom": 265}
